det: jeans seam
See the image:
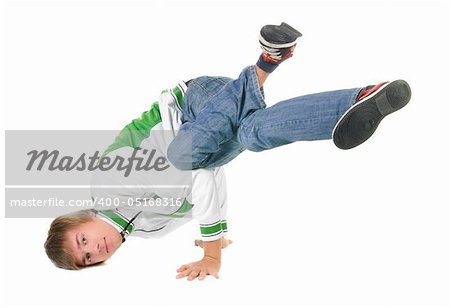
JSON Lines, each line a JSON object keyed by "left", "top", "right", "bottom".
{"left": 248, "top": 65, "right": 266, "bottom": 110}
{"left": 241, "top": 110, "right": 340, "bottom": 132}
{"left": 242, "top": 119, "right": 311, "bottom": 134}
{"left": 192, "top": 150, "right": 213, "bottom": 169}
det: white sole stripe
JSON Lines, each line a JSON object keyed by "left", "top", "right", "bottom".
{"left": 259, "top": 34, "right": 297, "bottom": 49}
{"left": 332, "top": 81, "right": 392, "bottom": 138}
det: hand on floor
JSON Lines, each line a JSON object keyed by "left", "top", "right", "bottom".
{"left": 176, "top": 256, "right": 221, "bottom": 281}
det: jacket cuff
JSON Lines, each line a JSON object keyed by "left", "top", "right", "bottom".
{"left": 199, "top": 220, "right": 228, "bottom": 241}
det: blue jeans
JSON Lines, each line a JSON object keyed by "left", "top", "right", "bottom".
{"left": 167, "top": 65, "right": 361, "bottom": 170}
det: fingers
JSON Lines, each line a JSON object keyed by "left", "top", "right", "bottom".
{"left": 195, "top": 238, "right": 233, "bottom": 249}
{"left": 221, "top": 238, "right": 234, "bottom": 249}
{"left": 176, "top": 271, "right": 187, "bottom": 279}
{"left": 175, "top": 266, "right": 198, "bottom": 280}
{"left": 187, "top": 270, "right": 200, "bottom": 281}
{"left": 176, "top": 264, "right": 188, "bottom": 272}
{"left": 177, "top": 270, "right": 219, "bottom": 281}
{"left": 176, "top": 266, "right": 190, "bottom": 279}
{"left": 224, "top": 239, "right": 233, "bottom": 247}
{"left": 175, "top": 257, "right": 221, "bottom": 281}
{"left": 197, "top": 270, "right": 220, "bottom": 280}
{"left": 194, "top": 239, "right": 204, "bottom": 248}
{"left": 176, "top": 262, "right": 194, "bottom": 279}
{"left": 198, "top": 271, "right": 207, "bottom": 281}
{"left": 175, "top": 266, "right": 219, "bottom": 281}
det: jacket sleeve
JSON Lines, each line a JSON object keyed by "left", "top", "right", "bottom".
{"left": 158, "top": 89, "right": 182, "bottom": 135}
{"left": 191, "top": 168, "right": 227, "bottom": 241}
{"left": 215, "top": 167, "right": 228, "bottom": 236}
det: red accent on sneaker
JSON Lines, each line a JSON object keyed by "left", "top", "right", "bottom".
{"left": 262, "top": 52, "right": 279, "bottom": 63}
{"left": 356, "top": 82, "right": 388, "bottom": 102}
{"left": 281, "top": 44, "right": 296, "bottom": 61}
{"left": 261, "top": 44, "right": 297, "bottom": 64}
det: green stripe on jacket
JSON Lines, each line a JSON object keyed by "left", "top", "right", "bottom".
{"left": 103, "top": 103, "right": 162, "bottom": 156}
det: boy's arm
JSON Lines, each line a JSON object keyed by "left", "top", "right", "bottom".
{"left": 176, "top": 168, "right": 225, "bottom": 281}
{"left": 191, "top": 169, "right": 226, "bottom": 242}
{"left": 193, "top": 167, "right": 233, "bottom": 250}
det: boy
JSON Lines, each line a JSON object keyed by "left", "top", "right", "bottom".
{"left": 44, "top": 22, "right": 411, "bottom": 281}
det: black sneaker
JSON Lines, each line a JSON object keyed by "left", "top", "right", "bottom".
{"left": 332, "top": 80, "right": 412, "bottom": 150}
{"left": 257, "top": 22, "right": 302, "bottom": 73}
{"left": 260, "top": 22, "right": 302, "bottom": 63}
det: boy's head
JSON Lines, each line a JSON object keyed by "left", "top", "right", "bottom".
{"left": 44, "top": 210, "right": 122, "bottom": 270}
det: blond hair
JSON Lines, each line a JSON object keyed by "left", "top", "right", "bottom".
{"left": 44, "top": 210, "right": 94, "bottom": 270}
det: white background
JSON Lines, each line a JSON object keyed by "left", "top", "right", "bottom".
{"left": 1, "top": 0, "right": 449, "bottom": 307}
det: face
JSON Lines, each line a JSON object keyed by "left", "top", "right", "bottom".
{"left": 65, "top": 217, "right": 123, "bottom": 267}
